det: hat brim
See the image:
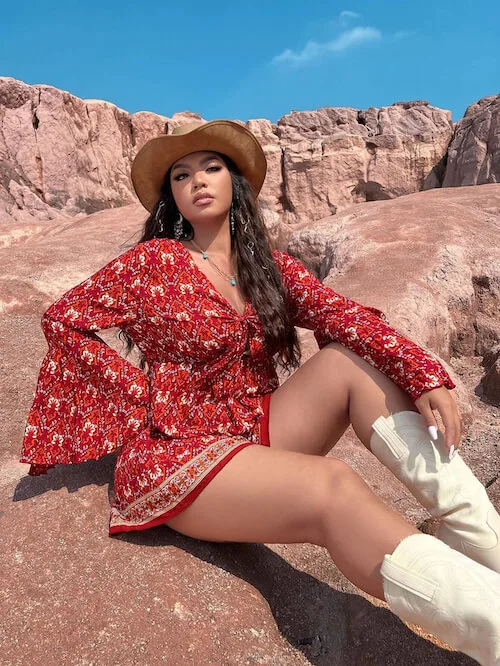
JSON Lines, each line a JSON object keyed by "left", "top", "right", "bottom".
{"left": 131, "top": 120, "right": 267, "bottom": 213}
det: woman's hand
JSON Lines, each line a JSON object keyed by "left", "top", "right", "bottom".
{"left": 414, "top": 386, "right": 463, "bottom": 458}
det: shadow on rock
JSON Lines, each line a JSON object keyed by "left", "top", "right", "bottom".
{"left": 12, "top": 454, "right": 117, "bottom": 499}
{"left": 12, "top": 462, "right": 476, "bottom": 665}
{"left": 114, "top": 526, "right": 475, "bottom": 666}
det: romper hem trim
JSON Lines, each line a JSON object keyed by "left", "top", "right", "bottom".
{"left": 108, "top": 392, "right": 273, "bottom": 535}
{"left": 109, "top": 441, "right": 253, "bottom": 534}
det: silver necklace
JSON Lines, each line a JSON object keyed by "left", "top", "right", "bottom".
{"left": 190, "top": 238, "right": 237, "bottom": 286}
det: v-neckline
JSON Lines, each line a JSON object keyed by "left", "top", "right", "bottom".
{"left": 174, "top": 240, "right": 250, "bottom": 318}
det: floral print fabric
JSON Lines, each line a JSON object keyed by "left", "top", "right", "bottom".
{"left": 275, "top": 251, "right": 455, "bottom": 402}
{"left": 20, "top": 237, "right": 455, "bottom": 532}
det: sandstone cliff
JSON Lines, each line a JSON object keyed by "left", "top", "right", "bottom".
{"left": 443, "top": 94, "right": 500, "bottom": 187}
{"left": 2, "top": 77, "right": 499, "bottom": 230}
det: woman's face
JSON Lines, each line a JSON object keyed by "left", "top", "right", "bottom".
{"left": 170, "top": 151, "right": 233, "bottom": 224}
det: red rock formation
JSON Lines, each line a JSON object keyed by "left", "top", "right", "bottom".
{"left": 0, "top": 77, "right": 169, "bottom": 224}
{"left": 289, "top": 183, "right": 500, "bottom": 405}
{"left": 0, "top": 77, "right": 467, "bottom": 230}
{"left": 271, "top": 102, "right": 453, "bottom": 225}
{"left": 444, "top": 94, "right": 500, "bottom": 187}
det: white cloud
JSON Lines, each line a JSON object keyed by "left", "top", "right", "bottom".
{"left": 272, "top": 27, "right": 382, "bottom": 66}
{"left": 332, "top": 27, "right": 381, "bottom": 51}
{"left": 339, "top": 10, "right": 361, "bottom": 28}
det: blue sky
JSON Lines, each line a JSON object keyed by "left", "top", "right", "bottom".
{"left": 2, "top": 1, "right": 499, "bottom": 123}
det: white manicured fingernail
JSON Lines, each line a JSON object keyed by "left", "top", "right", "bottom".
{"left": 428, "top": 425, "right": 438, "bottom": 441}
{"left": 449, "top": 445, "right": 455, "bottom": 460}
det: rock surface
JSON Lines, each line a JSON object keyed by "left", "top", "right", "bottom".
{"left": 481, "top": 344, "right": 500, "bottom": 406}
{"left": 0, "top": 77, "right": 169, "bottom": 225}
{"left": 0, "top": 77, "right": 465, "bottom": 230}
{"left": 272, "top": 102, "right": 453, "bottom": 225}
{"left": 1, "top": 187, "right": 498, "bottom": 664}
{"left": 444, "top": 94, "right": 500, "bottom": 187}
{"left": 288, "top": 183, "right": 500, "bottom": 406}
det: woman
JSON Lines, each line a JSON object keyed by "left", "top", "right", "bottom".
{"left": 21, "top": 120, "right": 499, "bottom": 663}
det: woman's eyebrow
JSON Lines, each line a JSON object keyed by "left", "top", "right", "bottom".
{"left": 172, "top": 154, "right": 221, "bottom": 172}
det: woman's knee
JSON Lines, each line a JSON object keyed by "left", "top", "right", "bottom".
{"left": 165, "top": 446, "right": 336, "bottom": 546}
{"left": 315, "top": 458, "right": 376, "bottom": 544}
{"left": 322, "top": 341, "right": 419, "bottom": 426}
{"left": 320, "top": 458, "right": 370, "bottom": 501}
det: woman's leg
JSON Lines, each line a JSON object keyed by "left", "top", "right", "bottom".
{"left": 165, "top": 362, "right": 500, "bottom": 663}
{"left": 164, "top": 445, "right": 500, "bottom": 664}
{"left": 269, "top": 341, "right": 500, "bottom": 573}
{"left": 268, "top": 342, "right": 420, "bottom": 456}
{"left": 166, "top": 445, "right": 418, "bottom": 599}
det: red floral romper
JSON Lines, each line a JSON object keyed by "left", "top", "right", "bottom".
{"left": 20, "top": 237, "right": 455, "bottom": 534}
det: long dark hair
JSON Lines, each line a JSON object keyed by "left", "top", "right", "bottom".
{"left": 119, "top": 153, "right": 301, "bottom": 373}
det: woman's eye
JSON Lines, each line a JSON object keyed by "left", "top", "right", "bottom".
{"left": 173, "top": 173, "right": 188, "bottom": 181}
{"left": 207, "top": 165, "right": 221, "bottom": 172}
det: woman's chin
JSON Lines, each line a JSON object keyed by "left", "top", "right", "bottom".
{"left": 187, "top": 207, "right": 229, "bottom": 224}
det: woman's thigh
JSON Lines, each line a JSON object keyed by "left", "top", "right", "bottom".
{"left": 165, "top": 444, "right": 342, "bottom": 546}
{"left": 268, "top": 342, "right": 416, "bottom": 456}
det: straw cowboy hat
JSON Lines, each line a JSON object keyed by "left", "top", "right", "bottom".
{"left": 131, "top": 120, "right": 267, "bottom": 213}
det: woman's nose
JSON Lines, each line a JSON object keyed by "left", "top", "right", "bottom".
{"left": 192, "top": 170, "right": 207, "bottom": 189}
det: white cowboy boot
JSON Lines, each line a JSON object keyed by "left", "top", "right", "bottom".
{"left": 370, "top": 410, "right": 500, "bottom": 573}
{"left": 381, "top": 533, "right": 500, "bottom": 666}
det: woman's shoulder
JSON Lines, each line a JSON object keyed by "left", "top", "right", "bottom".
{"left": 130, "top": 236, "right": 173, "bottom": 254}
{"left": 96, "top": 238, "right": 185, "bottom": 286}
{"left": 271, "top": 249, "right": 306, "bottom": 271}
{"left": 122, "top": 237, "right": 186, "bottom": 265}
{"left": 271, "top": 248, "right": 291, "bottom": 262}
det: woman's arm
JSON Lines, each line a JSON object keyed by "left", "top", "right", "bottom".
{"left": 273, "top": 250, "right": 455, "bottom": 402}
{"left": 21, "top": 242, "right": 152, "bottom": 475}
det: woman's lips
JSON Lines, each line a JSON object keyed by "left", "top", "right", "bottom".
{"left": 193, "top": 196, "right": 214, "bottom": 206}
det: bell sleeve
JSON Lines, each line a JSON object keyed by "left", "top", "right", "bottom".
{"left": 273, "top": 250, "right": 456, "bottom": 401}
{"left": 20, "top": 242, "right": 151, "bottom": 476}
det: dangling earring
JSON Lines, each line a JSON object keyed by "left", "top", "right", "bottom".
{"left": 155, "top": 201, "right": 165, "bottom": 234}
{"left": 174, "top": 212, "right": 184, "bottom": 240}
{"left": 230, "top": 205, "right": 235, "bottom": 237}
